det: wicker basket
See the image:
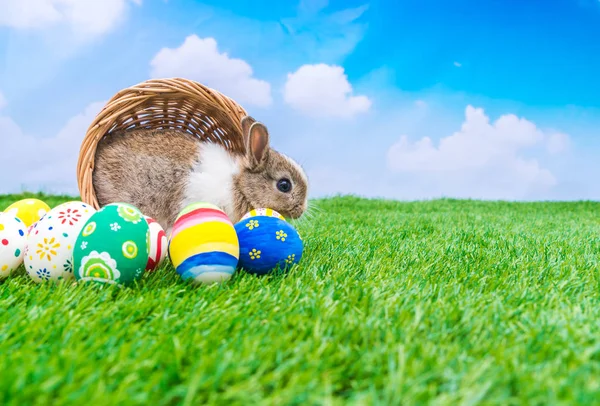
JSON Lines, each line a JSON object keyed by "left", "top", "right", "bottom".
{"left": 76, "top": 78, "right": 248, "bottom": 209}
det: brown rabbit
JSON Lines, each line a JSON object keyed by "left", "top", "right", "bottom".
{"left": 92, "top": 116, "right": 309, "bottom": 235}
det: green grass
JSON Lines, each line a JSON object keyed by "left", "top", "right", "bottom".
{"left": 2, "top": 192, "right": 600, "bottom": 405}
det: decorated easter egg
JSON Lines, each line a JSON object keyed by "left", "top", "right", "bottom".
{"left": 0, "top": 213, "right": 27, "bottom": 279}
{"left": 241, "top": 208, "right": 285, "bottom": 221}
{"left": 144, "top": 216, "right": 167, "bottom": 271}
{"left": 24, "top": 201, "right": 96, "bottom": 283}
{"left": 169, "top": 202, "right": 239, "bottom": 285}
{"left": 234, "top": 213, "right": 303, "bottom": 275}
{"left": 73, "top": 203, "right": 149, "bottom": 286}
{"left": 4, "top": 198, "right": 51, "bottom": 227}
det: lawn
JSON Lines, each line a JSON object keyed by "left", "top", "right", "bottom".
{"left": 1, "top": 192, "right": 600, "bottom": 405}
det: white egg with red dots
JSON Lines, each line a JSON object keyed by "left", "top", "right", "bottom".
{"left": 0, "top": 213, "right": 27, "bottom": 280}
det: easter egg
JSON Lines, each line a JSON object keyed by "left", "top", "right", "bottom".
{"left": 0, "top": 213, "right": 27, "bottom": 279}
{"left": 241, "top": 208, "right": 285, "bottom": 221}
{"left": 144, "top": 216, "right": 167, "bottom": 271}
{"left": 234, "top": 214, "right": 303, "bottom": 275}
{"left": 4, "top": 198, "right": 51, "bottom": 227}
{"left": 24, "top": 201, "right": 96, "bottom": 283}
{"left": 169, "top": 202, "right": 239, "bottom": 285}
{"left": 73, "top": 203, "right": 149, "bottom": 286}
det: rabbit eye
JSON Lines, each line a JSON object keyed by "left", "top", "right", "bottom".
{"left": 277, "top": 178, "right": 292, "bottom": 193}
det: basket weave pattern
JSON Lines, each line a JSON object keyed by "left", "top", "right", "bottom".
{"left": 77, "top": 78, "right": 248, "bottom": 209}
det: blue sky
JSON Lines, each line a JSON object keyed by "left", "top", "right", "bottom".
{"left": 351, "top": 0, "right": 600, "bottom": 107}
{"left": 1, "top": 0, "right": 599, "bottom": 200}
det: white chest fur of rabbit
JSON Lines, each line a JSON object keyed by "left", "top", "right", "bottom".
{"left": 92, "top": 116, "right": 309, "bottom": 235}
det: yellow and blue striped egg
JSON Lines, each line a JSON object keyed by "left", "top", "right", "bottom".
{"left": 168, "top": 202, "right": 239, "bottom": 284}
{"left": 234, "top": 209, "right": 303, "bottom": 275}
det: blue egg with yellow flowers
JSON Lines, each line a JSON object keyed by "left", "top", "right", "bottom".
{"left": 234, "top": 209, "right": 303, "bottom": 275}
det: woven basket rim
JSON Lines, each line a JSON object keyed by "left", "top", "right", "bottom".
{"left": 76, "top": 77, "right": 248, "bottom": 209}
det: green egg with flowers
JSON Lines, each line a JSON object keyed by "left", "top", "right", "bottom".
{"left": 73, "top": 203, "right": 150, "bottom": 286}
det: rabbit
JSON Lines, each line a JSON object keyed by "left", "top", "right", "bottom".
{"left": 92, "top": 116, "right": 309, "bottom": 236}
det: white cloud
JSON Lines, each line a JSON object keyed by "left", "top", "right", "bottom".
{"left": 454, "top": 61, "right": 462, "bottom": 67}
{"left": 283, "top": 63, "right": 371, "bottom": 118}
{"left": 0, "top": 0, "right": 63, "bottom": 29}
{"left": 0, "top": 99, "right": 105, "bottom": 194}
{"left": 547, "top": 132, "right": 571, "bottom": 154}
{"left": 280, "top": 4, "right": 368, "bottom": 64}
{"left": 150, "top": 35, "right": 272, "bottom": 107}
{"left": 0, "top": 92, "right": 6, "bottom": 110}
{"left": 0, "top": 0, "right": 141, "bottom": 38}
{"left": 386, "top": 105, "right": 571, "bottom": 199}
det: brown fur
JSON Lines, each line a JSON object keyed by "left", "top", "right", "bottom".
{"left": 93, "top": 116, "right": 309, "bottom": 232}
{"left": 232, "top": 120, "right": 308, "bottom": 221}
{"left": 93, "top": 128, "right": 200, "bottom": 229}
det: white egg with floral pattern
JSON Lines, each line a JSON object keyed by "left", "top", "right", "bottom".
{"left": 25, "top": 201, "right": 96, "bottom": 283}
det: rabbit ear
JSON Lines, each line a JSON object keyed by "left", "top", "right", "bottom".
{"left": 241, "top": 115, "right": 256, "bottom": 141}
{"left": 246, "top": 122, "right": 270, "bottom": 168}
